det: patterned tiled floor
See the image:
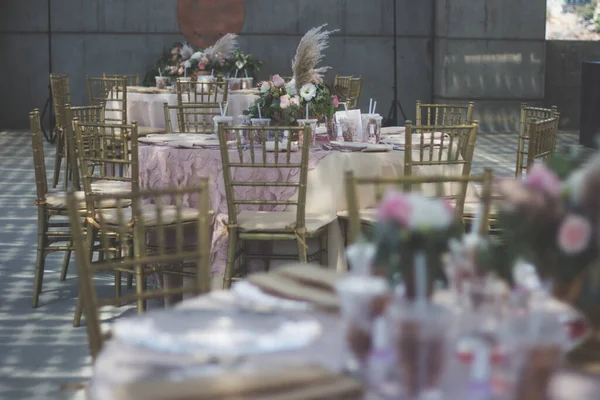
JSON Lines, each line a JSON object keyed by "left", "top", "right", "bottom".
{"left": 0, "top": 129, "right": 582, "bottom": 399}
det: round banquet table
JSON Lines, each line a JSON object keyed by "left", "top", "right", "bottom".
{"left": 115, "top": 87, "right": 259, "bottom": 131}
{"left": 138, "top": 136, "right": 477, "bottom": 285}
{"left": 88, "top": 290, "right": 600, "bottom": 400}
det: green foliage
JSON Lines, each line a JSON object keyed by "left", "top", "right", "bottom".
{"left": 574, "top": 3, "right": 596, "bottom": 21}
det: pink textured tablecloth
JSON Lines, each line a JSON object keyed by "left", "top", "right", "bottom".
{"left": 138, "top": 145, "right": 328, "bottom": 276}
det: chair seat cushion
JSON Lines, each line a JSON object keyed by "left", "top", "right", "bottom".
{"left": 99, "top": 204, "right": 201, "bottom": 226}
{"left": 336, "top": 209, "right": 379, "bottom": 224}
{"left": 45, "top": 190, "right": 131, "bottom": 210}
{"left": 237, "top": 210, "right": 336, "bottom": 234}
{"left": 91, "top": 180, "right": 130, "bottom": 193}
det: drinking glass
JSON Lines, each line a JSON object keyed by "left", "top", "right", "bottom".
{"left": 296, "top": 119, "right": 318, "bottom": 147}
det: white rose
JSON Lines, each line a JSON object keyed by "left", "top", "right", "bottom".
{"left": 300, "top": 83, "right": 317, "bottom": 102}
{"left": 285, "top": 79, "right": 297, "bottom": 96}
{"left": 191, "top": 51, "right": 204, "bottom": 61}
{"left": 260, "top": 82, "right": 270, "bottom": 93}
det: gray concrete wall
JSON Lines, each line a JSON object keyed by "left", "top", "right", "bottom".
{"left": 0, "top": 0, "right": 433, "bottom": 129}
{"left": 2, "top": 0, "right": 549, "bottom": 131}
{"left": 434, "top": 0, "right": 547, "bottom": 131}
{"left": 545, "top": 40, "right": 600, "bottom": 130}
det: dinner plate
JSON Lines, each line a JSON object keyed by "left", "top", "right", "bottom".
{"left": 113, "top": 308, "right": 322, "bottom": 356}
{"left": 138, "top": 136, "right": 170, "bottom": 145}
{"left": 329, "top": 141, "right": 367, "bottom": 151}
{"left": 146, "top": 133, "right": 217, "bottom": 140}
{"left": 361, "top": 144, "right": 393, "bottom": 152}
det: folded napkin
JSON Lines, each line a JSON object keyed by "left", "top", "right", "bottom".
{"left": 115, "top": 365, "right": 364, "bottom": 400}
{"left": 232, "top": 281, "right": 311, "bottom": 311}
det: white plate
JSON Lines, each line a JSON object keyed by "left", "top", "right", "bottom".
{"left": 361, "top": 144, "right": 393, "bottom": 152}
{"left": 329, "top": 141, "right": 368, "bottom": 151}
{"left": 113, "top": 308, "right": 321, "bottom": 356}
{"left": 167, "top": 138, "right": 221, "bottom": 148}
{"left": 138, "top": 137, "right": 169, "bottom": 145}
{"left": 147, "top": 133, "right": 217, "bottom": 140}
{"left": 265, "top": 142, "right": 298, "bottom": 152}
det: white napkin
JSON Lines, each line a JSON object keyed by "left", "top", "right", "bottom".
{"left": 232, "top": 281, "right": 310, "bottom": 311}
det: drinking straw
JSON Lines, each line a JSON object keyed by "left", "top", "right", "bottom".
{"left": 234, "top": 69, "right": 239, "bottom": 79}
{"left": 415, "top": 251, "right": 427, "bottom": 308}
{"left": 211, "top": 69, "right": 214, "bottom": 76}
{"left": 184, "top": 67, "right": 187, "bottom": 78}
{"left": 344, "top": 102, "right": 349, "bottom": 118}
{"left": 258, "top": 105, "right": 262, "bottom": 119}
{"left": 158, "top": 68, "right": 162, "bottom": 77}
{"left": 470, "top": 203, "right": 483, "bottom": 236}
{"left": 219, "top": 103, "right": 224, "bottom": 117}
{"left": 373, "top": 101, "right": 377, "bottom": 114}
{"left": 224, "top": 102, "right": 229, "bottom": 116}
{"left": 306, "top": 104, "right": 309, "bottom": 120}
{"left": 245, "top": 69, "right": 249, "bottom": 78}
{"left": 369, "top": 98, "right": 373, "bottom": 114}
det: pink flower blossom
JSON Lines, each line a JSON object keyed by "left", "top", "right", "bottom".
{"left": 332, "top": 95, "right": 340, "bottom": 108}
{"left": 558, "top": 214, "right": 591, "bottom": 254}
{"left": 525, "top": 164, "right": 561, "bottom": 197}
{"left": 279, "top": 94, "right": 291, "bottom": 109}
{"left": 177, "top": 67, "right": 184, "bottom": 75}
{"left": 378, "top": 191, "right": 412, "bottom": 226}
{"left": 290, "top": 95, "right": 300, "bottom": 107}
{"left": 170, "top": 66, "right": 178, "bottom": 74}
{"left": 272, "top": 74, "right": 285, "bottom": 88}
{"left": 198, "top": 61, "right": 206, "bottom": 70}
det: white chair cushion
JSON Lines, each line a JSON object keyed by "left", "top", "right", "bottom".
{"left": 336, "top": 209, "right": 378, "bottom": 224}
{"left": 99, "top": 204, "right": 200, "bottom": 226}
{"left": 91, "top": 180, "right": 130, "bottom": 194}
{"left": 138, "top": 126, "right": 167, "bottom": 136}
{"left": 237, "top": 210, "right": 336, "bottom": 234}
{"left": 45, "top": 190, "right": 131, "bottom": 210}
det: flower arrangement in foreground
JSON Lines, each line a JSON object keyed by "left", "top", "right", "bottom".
{"left": 245, "top": 24, "right": 341, "bottom": 125}
{"left": 142, "top": 34, "right": 242, "bottom": 86}
{"left": 371, "top": 191, "right": 464, "bottom": 298}
{"left": 479, "top": 149, "right": 600, "bottom": 306}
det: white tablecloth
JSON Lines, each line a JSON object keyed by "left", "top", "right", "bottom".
{"left": 110, "top": 87, "right": 258, "bottom": 131}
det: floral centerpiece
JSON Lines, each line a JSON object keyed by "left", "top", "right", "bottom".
{"left": 372, "top": 191, "right": 464, "bottom": 298}
{"left": 142, "top": 35, "right": 242, "bottom": 86}
{"left": 223, "top": 49, "right": 263, "bottom": 79}
{"left": 245, "top": 25, "right": 342, "bottom": 125}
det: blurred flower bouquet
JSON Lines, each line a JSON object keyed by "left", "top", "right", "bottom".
{"left": 224, "top": 49, "right": 263, "bottom": 79}
{"left": 245, "top": 25, "right": 341, "bottom": 125}
{"left": 372, "top": 191, "right": 464, "bottom": 298}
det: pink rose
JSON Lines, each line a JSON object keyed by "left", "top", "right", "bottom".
{"left": 332, "top": 95, "right": 340, "bottom": 108}
{"left": 558, "top": 214, "right": 591, "bottom": 254}
{"left": 170, "top": 66, "right": 178, "bottom": 74}
{"left": 198, "top": 61, "right": 206, "bottom": 70}
{"left": 525, "top": 165, "right": 561, "bottom": 197}
{"left": 290, "top": 95, "right": 300, "bottom": 107}
{"left": 378, "top": 191, "right": 412, "bottom": 226}
{"left": 177, "top": 67, "right": 184, "bottom": 75}
{"left": 279, "top": 94, "right": 291, "bottom": 109}
{"left": 272, "top": 74, "right": 285, "bottom": 88}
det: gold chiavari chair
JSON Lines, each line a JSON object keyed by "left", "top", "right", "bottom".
{"left": 516, "top": 114, "right": 561, "bottom": 178}
{"left": 103, "top": 73, "right": 140, "bottom": 87}
{"left": 176, "top": 79, "right": 229, "bottom": 105}
{"left": 67, "top": 181, "right": 212, "bottom": 360}
{"left": 416, "top": 100, "right": 475, "bottom": 126}
{"left": 87, "top": 75, "right": 165, "bottom": 136}
{"left": 515, "top": 104, "right": 559, "bottom": 178}
{"left": 64, "top": 104, "right": 105, "bottom": 191}
{"left": 333, "top": 75, "right": 362, "bottom": 109}
{"left": 163, "top": 102, "right": 221, "bottom": 134}
{"left": 404, "top": 121, "right": 479, "bottom": 218}
{"left": 344, "top": 169, "right": 494, "bottom": 245}
{"left": 72, "top": 120, "right": 139, "bottom": 326}
{"left": 49, "top": 73, "right": 72, "bottom": 189}
{"left": 30, "top": 109, "right": 79, "bottom": 307}
{"left": 218, "top": 125, "right": 335, "bottom": 289}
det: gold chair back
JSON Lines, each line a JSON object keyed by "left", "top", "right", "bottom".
{"left": 73, "top": 121, "right": 139, "bottom": 216}
{"left": 49, "top": 73, "right": 72, "bottom": 129}
{"left": 345, "top": 169, "right": 493, "bottom": 244}
{"left": 217, "top": 125, "right": 311, "bottom": 228}
{"left": 404, "top": 121, "right": 479, "bottom": 216}
{"left": 67, "top": 180, "right": 212, "bottom": 360}
{"left": 87, "top": 76, "right": 127, "bottom": 125}
{"left": 334, "top": 75, "right": 362, "bottom": 109}
{"left": 103, "top": 73, "right": 140, "bottom": 87}
{"left": 516, "top": 115, "right": 560, "bottom": 178}
{"left": 176, "top": 79, "right": 229, "bottom": 105}
{"left": 64, "top": 104, "right": 105, "bottom": 190}
{"left": 516, "top": 104, "right": 559, "bottom": 178}
{"left": 30, "top": 110, "right": 48, "bottom": 202}
{"left": 163, "top": 102, "right": 221, "bottom": 134}
{"left": 416, "top": 101, "right": 475, "bottom": 126}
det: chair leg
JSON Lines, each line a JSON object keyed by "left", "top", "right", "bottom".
{"left": 135, "top": 265, "right": 145, "bottom": 314}
{"left": 63, "top": 149, "right": 70, "bottom": 190}
{"left": 297, "top": 234, "right": 308, "bottom": 263}
{"left": 319, "top": 231, "right": 328, "bottom": 266}
{"left": 73, "top": 292, "right": 84, "bottom": 328}
{"left": 262, "top": 241, "right": 274, "bottom": 272}
{"left": 74, "top": 226, "right": 97, "bottom": 327}
{"left": 60, "top": 243, "right": 72, "bottom": 281}
{"left": 52, "top": 130, "right": 63, "bottom": 188}
{"left": 32, "top": 210, "right": 49, "bottom": 308}
{"left": 127, "top": 274, "right": 133, "bottom": 289}
{"left": 223, "top": 228, "right": 238, "bottom": 289}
